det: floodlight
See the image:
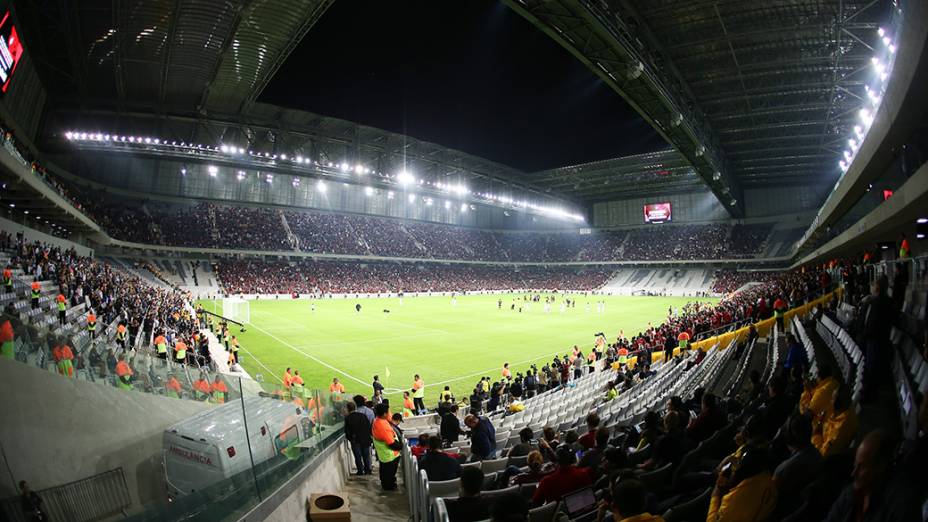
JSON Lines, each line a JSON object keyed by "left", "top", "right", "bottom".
{"left": 397, "top": 171, "right": 414, "bottom": 185}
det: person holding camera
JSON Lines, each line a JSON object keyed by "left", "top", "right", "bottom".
{"left": 707, "top": 446, "right": 776, "bottom": 522}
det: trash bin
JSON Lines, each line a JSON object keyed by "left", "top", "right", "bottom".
{"left": 307, "top": 493, "right": 350, "bottom": 521}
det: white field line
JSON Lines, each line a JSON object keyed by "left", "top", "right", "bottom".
{"left": 245, "top": 305, "right": 618, "bottom": 396}
{"left": 237, "top": 343, "right": 283, "bottom": 384}
{"left": 246, "top": 321, "right": 373, "bottom": 388}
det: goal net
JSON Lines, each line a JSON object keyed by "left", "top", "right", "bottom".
{"left": 222, "top": 297, "right": 250, "bottom": 325}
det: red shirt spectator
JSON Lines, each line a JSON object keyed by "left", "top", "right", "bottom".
{"left": 532, "top": 464, "right": 593, "bottom": 504}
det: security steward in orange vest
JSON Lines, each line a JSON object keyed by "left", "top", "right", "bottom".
{"left": 2, "top": 266, "right": 13, "bottom": 294}
{"left": 86, "top": 311, "right": 97, "bottom": 339}
{"left": 30, "top": 280, "right": 40, "bottom": 310}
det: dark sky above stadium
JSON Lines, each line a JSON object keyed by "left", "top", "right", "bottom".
{"left": 260, "top": 0, "right": 667, "bottom": 172}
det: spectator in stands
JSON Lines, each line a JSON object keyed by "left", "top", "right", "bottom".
{"left": 537, "top": 426, "right": 561, "bottom": 462}
{"left": 411, "top": 434, "right": 431, "bottom": 459}
{"left": 445, "top": 467, "right": 490, "bottom": 522}
{"left": 687, "top": 392, "right": 725, "bottom": 443}
{"left": 344, "top": 402, "right": 373, "bottom": 476}
{"left": 532, "top": 445, "right": 593, "bottom": 505}
{"left": 489, "top": 493, "right": 530, "bottom": 522}
{"left": 812, "top": 390, "right": 858, "bottom": 458}
{"left": 708, "top": 446, "right": 776, "bottom": 522}
{"left": 640, "top": 411, "right": 689, "bottom": 472}
{"left": 773, "top": 414, "right": 821, "bottom": 517}
{"left": 666, "top": 396, "right": 691, "bottom": 429}
{"left": 803, "top": 365, "right": 839, "bottom": 420}
{"left": 578, "top": 427, "right": 609, "bottom": 473}
{"left": 637, "top": 410, "right": 663, "bottom": 450}
{"left": 578, "top": 412, "right": 600, "bottom": 450}
{"left": 783, "top": 333, "right": 807, "bottom": 372}
{"left": 858, "top": 275, "right": 896, "bottom": 402}
{"left": 601, "top": 478, "right": 664, "bottom": 522}
{"left": 757, "top": 377, "right": 792, "bottom": 439}
{"left": 464, "top": 414, "right": 497, "bottom": 461}
{"left": 508, "top": 427, "right": 535, "bottom": 458}
{"left": 419, "top": 435, "right": 462, "bottom": 481}
{"left": 353, "top": 395, "right": 374, "bottom": 424}
{"left": 441, "top": 404, "right": 464, "bottom": 444}
{"left": 824, "top": 430, "right": 918, "bottom": 521}
{"left": 509, "top": 450, "right": 552, "bottom": 486}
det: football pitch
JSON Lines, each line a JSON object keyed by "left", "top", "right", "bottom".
{"left": 200, "top": 293, "right": 718, "bottom": 402}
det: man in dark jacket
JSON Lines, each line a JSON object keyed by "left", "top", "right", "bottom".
{"left": 445, "top": 467, "right": 490, "bottom": 522}
{"left": 858, "top": 275, "right": 896, "bottom": 401}
{"left": 464, "top": 414, "right": 496, "bottom": 461}
{"left": 420, "top": 436, "right": 462, "bottom": 481}
{"left": 441, "top": 404, "right": 463, "bottom": 444}
{"left": 344, "top": 402, "right": 373, "bottom": 475}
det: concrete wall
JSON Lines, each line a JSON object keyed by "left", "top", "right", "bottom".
{"left": 0, "top": 215, "right": 94, "bottom": 257}
{"left": 246, "top": 440, "right": 349, "bottom": 522}
{"left": 0, "top": 358, "right": 209, "bottom": 507}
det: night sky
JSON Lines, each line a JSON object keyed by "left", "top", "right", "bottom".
{"left": 259, "top": 0, "right": 667, "bottom": 172}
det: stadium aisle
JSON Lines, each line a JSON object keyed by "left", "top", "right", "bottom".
{"left": 342, "top": 467, "right": 409, "bottom": 521}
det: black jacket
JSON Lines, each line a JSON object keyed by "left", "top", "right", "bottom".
{"left": 441, "top": 413, "right": 463, "bottom": 443}
{"left": 420, "top": 450, "right": 462, "bottom": 481}
{"left": 344, "top": 411, "right": 372, "bottom": 446}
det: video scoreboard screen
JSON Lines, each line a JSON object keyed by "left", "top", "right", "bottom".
{"left": 643, "top": 202, "right": 672, "bottom": 223}
{"left": 0, "top": 9, "right": 23, "bottom": 94}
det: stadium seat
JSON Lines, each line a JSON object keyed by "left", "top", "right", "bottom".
{"left": 481, "top": 457, "right": 508, "bottom": 475}
{"left": 528, "top": 501, "right": 560, "bottom": 522}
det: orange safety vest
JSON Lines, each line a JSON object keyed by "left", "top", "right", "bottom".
{"left": 193, "top": 379, "right": 211, "bottom": 395}
{"left": 115, "top": 360, "right": 133, "bottom": 377}
{"left": 87, "top": 314, "right": 97, "bottom": 325}
{"left": 329, "top": 382, "right": 345, "bottom": 393}
{"left": 283, "top": 371, "right": 293, "bottom": 387}
{"left": 0, "top": 320, "right": 13, "bottom": 359}
{"left": 31, "top": 281, "right": 40, "bottom": 292}
{"left": 166, "top": 377, "right": 182, "bottom": 394}
{"left": 56, "top": 294, "right": 65, "bottom": 303}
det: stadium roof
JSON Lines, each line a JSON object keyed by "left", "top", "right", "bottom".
{"left": 17, "top": 0, "right": 893, "bottom": 217}
{"left": 529, "top": 149, "right": 704, "bottom": 202}
{"left": 13, "top": 0, "right": 332, "bottom": 112}
{"left": 505, "top": 0, "right": 891, "bottom": 216}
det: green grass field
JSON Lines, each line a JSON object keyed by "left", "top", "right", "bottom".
{"left": 200, "top": 293, "right": 717, "bottom": 402}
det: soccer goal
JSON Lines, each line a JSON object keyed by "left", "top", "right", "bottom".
{"left": 222, "top": 297, "right": 250, "bottom": 325}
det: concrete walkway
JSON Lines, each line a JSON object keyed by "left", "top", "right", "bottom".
{"left": 341, "top": 463, "right": 411, "bottom": 522}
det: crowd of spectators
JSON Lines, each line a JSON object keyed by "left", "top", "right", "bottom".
{"left": 29, "top": 181, "right": 775, "bottom": 261}
{"left": 7, "top": 238, "right": 198, "bottom": 354}
{"left": 214, "top": 260, "right": 613, "bottom": 295}
{"left": 406, "top": 253, "right": 925, "bottom": 522}
{"left": 710, "top": 270, "right": 784, "bottom": 294}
